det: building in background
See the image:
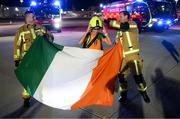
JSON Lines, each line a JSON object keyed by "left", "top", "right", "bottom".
{"left": 0, "top": 4, "right": 28, "bottom": 18}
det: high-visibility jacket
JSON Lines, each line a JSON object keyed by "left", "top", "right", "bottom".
{"left": 110, "top": 21, "right": 140, "bottom": 59}
{"left": 14, "top": 23, "right": 53, "bottom": 61}
{"left": 80, "top": 32, "right": 112, "bottom": 50}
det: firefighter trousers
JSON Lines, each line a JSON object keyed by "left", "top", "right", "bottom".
{"left": 118, "top": 56, "right": 147, "bottom": 93}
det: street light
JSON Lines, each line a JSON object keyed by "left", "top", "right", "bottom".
{"left": 30, "top": 1, "right": 37, "bottom": 6}
{"left": 54, "top": 1, "right": 60, "bottom": 6}
{"left": 15, "top": 7, "right": 19, "bottom": 12}
{"left": 100, "top": 3, "right": 103, "bottom": 8}
{"left": 20, "top": 0, "right": 23, "bottom": 3}
{"left": 175, "top": 0, "right": 178, "bottom": 4}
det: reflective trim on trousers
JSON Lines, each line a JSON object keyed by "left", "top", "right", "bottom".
{"left": 134, "top": 60, "right": 140, "bottom": 75}
{"left": 137, "top": 83, "right": 147, "bottom": 91}
{"left": 124, "top": 49, "right": 140, "bottom": 55}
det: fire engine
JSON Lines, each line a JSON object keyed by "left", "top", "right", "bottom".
{"left": 102, "top": 0, "right": 177, "bottom": 32}
{"left": 30, "top": 0, "right": 62, "bottom": 32}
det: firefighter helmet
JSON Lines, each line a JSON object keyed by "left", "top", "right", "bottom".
{"left": 89, "top": 16, "right": 103, "bottom": 28}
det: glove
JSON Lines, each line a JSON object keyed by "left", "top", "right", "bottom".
{"left": 15, "top": 60, "right": 20, "bottom": 67}
{"left": 120, "top": 22, "right": 130, "bottom": 32}
{"left": 43, "top": 34, "right": 54, "bottom": 43}
{"left": 36, "top": 31, "right": 44, "bottom": 36}
{"left": 49, "top": 35, "right": 54, "bottom": 42}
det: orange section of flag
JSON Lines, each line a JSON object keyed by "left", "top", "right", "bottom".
{"left": 71, "top": 43, "right": 123, "bottom": 109}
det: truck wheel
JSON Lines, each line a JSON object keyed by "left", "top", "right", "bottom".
{"left": 57, "top": 29, "right": 62, "bottom": 33}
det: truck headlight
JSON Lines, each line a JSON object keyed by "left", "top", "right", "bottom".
{"left": 53, "top": 18, "right": 61, "bottom": 29}
{"left": 54, "top": 23, "right": 60, "bottom": 29}
{"left": 166, "top": 20, "right": 171, "bottom": 25}
{"left": 148, "top": 24, "right": 153, "bottom": 27}
{"left": 157, "top": 20, "right": 163, "bottom": 25}
{"left": 152, "top": 18, "right": 158, "bottom": 22}
{"left": 54, "top": 18, "right": 61, "bottom": 23}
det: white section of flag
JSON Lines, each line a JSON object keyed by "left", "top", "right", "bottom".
{"left": 33, "top": 47, "right": 103, "bottom": 109}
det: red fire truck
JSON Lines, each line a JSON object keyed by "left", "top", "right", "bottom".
{"left": 103, "top": 0, "right": 177, "bottom": 32}
{"left": 30, "top": 0, "right": 62, "bottom": 32}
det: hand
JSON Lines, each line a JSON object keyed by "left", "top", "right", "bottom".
{"left": 15, "top": 60, "right": 20, "bottom": 67}
{"left": 44, "top": 34, "right": 54, "bottom": 42}
{"left": 36, "top": 32, "right": 44, "bottom": 36}
{"left": 115, "top": 39, "right": 120, "bottom": 44}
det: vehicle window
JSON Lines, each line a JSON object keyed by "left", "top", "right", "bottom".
{"left": 132, "top": 3, "right": 151, "bottom": 25}
{"left": 32, "top": 6, "right": 59, "bottom": 18}
{"left": 148, "top": 2, "right": 173, "bottom": 17}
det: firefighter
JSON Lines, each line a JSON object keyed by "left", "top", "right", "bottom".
{"left": 110, "top": 11, "right": 150, "bottom": 103}
{"left": 14, "top": 11, "right": 54, "bottom": 107}
{"left": 79, "top": 16, "right": 112, "bottom": 50}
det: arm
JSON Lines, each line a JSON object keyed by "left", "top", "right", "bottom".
{"left": 102, "top": 26, "right": 112, "bottom": 45}
{"left": 109, "top": 20, "right": 120, "bottom": 29}
{"left": 79, "top": 26, "right": 91, "bottom": 45}
{"left": 34, "top": 24, "right": 54, "bottom": 42}
{"left": 14, "top": 30, "right": 22, "bottom": 67}
{"left": 110, "top": 20, "right": 130, "bottom": 32}
{"left": 45, "top": 28, "right": 54, "bottom": 42}
{"left": 79, "top": 33, "right": 87, "bottom": 45}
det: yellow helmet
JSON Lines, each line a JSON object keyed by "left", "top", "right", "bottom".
{"left": 89, "top": 16, "right": 103, "bottom": 28}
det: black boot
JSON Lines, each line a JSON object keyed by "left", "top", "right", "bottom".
{"left": 140, "top": 91, "right": 150, "bottom": 103}
{"left": 118, "top": 91, "right": 127, "bottom": 102}
{"left": 23, "top": 98, "right": 30, "bottom": 107}
{"left": 134, "top": 74, "right": 150, "bottom": 103}
{"left": 118, "top": 74, "right": 128, "bottom": 102}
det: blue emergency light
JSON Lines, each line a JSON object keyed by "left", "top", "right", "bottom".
{"left": 157, "top": 20, "right": 163, "bottom": 25}
{"left": 54, "top": 1, "right": 60, "bottom": 6}
{"left": 136, "top": 0, "right": 143, "bottom": 2}
{"left": 30, "top": 1, "right": 37, "bottom": 6}
{"left": 156, "top": 19, "right": 172, "bottom": 26}
{"left": 166, "top": 20, "right": 171, "bottom": 25}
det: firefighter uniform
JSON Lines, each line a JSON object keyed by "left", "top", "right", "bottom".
{"left": 14, "top": 23, "right": 53, "bottom": 102}
{"left": 110, "top": 20, "right": 150, "bottom": 103}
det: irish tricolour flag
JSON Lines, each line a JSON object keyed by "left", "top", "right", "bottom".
{"left": 15, "top": 36, "right": 123, "bottom": 110}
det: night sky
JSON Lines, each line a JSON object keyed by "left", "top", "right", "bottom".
{"left": 0, "top": 0, "right": 119, "bottom": 9}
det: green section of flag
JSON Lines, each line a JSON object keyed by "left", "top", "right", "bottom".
{"left": 15, "top": 36, "right": 64, "bottom": 95}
